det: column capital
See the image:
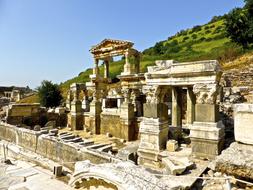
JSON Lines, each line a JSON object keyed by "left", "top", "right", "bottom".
{"left": 193, "top": 83, "right": 220, "bottom": 104}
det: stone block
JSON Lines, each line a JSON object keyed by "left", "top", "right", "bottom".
{"left": 143, "top": 103, "right": 168, "bottom": 121}
{"left": 191, "top": 137, "right": 224, "bottom": 159}
{"left": 234, "top": 104, "right": 253, "bottom": 145}
{"left": 195, "top": 104, "right": 219, "bottom": 122}
{"left": 166, "top": 140, "right": 178, "bottom": 152}
{"left": 53, "top": 165, "right": 62, "bottom": 177}
{"left": 71, "top": 100, "right": 82, "bottom": 113}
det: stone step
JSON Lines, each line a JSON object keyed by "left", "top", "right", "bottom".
{"left": 63, "top": 137, "right": 83, "bottom": 143}
{"left": 97, "top": 144, "right": 112, "bottom": 152}
{"left": 59, "top": 132, "right": 70, "bottom": 136}
{"left": 60, "top": 134, "right": 75, "bottom": 140}
{"left": 77, "top": 140, "right": 94, "bottom": 147}
{"left": 86, "top": 143, "right": 109, "bottom": 150}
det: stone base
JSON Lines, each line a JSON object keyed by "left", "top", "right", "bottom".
{"left": 137, "top": 150, "right": 161, "bottom": 169}
{"left": 191, "top": 138, "right": 224, "bottom": 159}
{"left": 190, "top": 121, "right": 225, "bottom": 159}
{"left": 70, "top": 114, "right": 83, "bottom": 130}
{"left": 137, "top": 118, "right": 169, "bottom": 168}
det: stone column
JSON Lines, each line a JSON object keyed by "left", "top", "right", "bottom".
{"left": 186, "top": 87, "right": 195, "bottom": 125}
{"left": 93, "top": 58, "right": 99, "bottom": 75}
{"left": 137, "top": 86, "right": 169, "bottom": 169}
{"left": 70, "top": 88, "right": 83, "bottom": 131}
{"left": 172, "top": 87, "right": 181, "bottom": 127}
{"left": 104, "top": 60, "right": 109, "bottom": 79}
{"left": 119, "top": 88, "right": 135, "bottom": 141}
{"left": 82, "top": 92, "right": 90, "bottom": 112}
{"left": 89, "top": 85, "right": 102, "bottom": 134}
{"left": 123, "top": 50, "right": 131, "bottom": 75}
{"left": 190, "top": 83, "right": 225, "bottom": 159}
{"left": 66, "top": 91, "right": 71, "bottom": 110}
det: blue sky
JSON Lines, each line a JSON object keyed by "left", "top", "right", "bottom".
{"left": 0, "top": 0, "right": 244, "bottom": 89}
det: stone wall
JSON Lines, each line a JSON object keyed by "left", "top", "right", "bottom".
{"left": 100, "top": 113, "right": 138, "bottom": 141}
{"left": 5, "top": 103, "right": 67, "bottom": 128}
{"left": 0, "top": 122, "right": 114, "bottom": 170}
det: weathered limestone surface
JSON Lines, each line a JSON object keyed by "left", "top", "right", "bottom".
{"left": 0, "top": 122, "right": 117, "bottom": 170}
{"left": 69, "top": 161, "right": 179, "bottom": 190}
{"left": 213, "top": 142, "right": 253, "bottom": 180}
{"left": 190, "top": 83, "right": 224, "bottom": 159}
{"left": 137, "top": 117, "right": 169, "bottom": 168}
{"left": 234, "top": 103, "right": 253, "bottom": 145}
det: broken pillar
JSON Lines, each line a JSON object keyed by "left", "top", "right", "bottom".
{"left": 137, "top": 86, "right": 169, "bottom": 168}
{"left": 190, "top": 83, "right": 224, "bottom": 159}
{"left": 70, "top": 88, "right": 83, "bottom": 130}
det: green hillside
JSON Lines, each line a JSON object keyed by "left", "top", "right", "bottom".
{"left": 20, "top": 15, "right": 252, "bottom": 103}
{"left": 142, "top": 17, "right": 243, "bottom": 62}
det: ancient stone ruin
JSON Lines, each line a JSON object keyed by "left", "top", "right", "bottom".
{"left": 1, "top": 39, "right": 253, "bottom": 190}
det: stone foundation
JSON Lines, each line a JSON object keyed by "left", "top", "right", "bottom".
{"left": 0, "top": 122, "right": 116, "bottom": 170}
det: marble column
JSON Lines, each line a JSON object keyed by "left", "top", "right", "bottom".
{"left": 186, "top": 87, "right": 195, "bottom": 125}
{"left": 93, "top": 59, "right": 100, "bottom": 75}
{"left": 104, "top": 60, "right": 109, "bottom": 79}
{"left": 172, "top": 87, "right": 181, "bottom": 127}
{"left": 123, "top": 51, "right": 131, "bottom": 75}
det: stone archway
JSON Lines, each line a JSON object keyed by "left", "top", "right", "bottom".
{"left": 69, "top": 161, "right": 171, "bottom": 190}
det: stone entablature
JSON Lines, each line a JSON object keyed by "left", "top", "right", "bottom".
{"left": 145, "top": 60, "right": 222, "bottom": 86}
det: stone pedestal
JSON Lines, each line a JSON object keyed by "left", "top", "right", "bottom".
{"left": 70, "top": 100, "right": 83, "bottom": 130}
{"left": 138, "top": 103, "right": 169, "bottom": 168}
{"left": 190, "top": 104, "right": 224, "bottom": 159}
{"left": 137, "top": 118, "right": 169, "bottom": 168}
{"left": 89, "top": 101, "right": 102, "bottom": 134}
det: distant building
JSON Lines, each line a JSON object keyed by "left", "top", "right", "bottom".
{"left": 0, "top": 86, "right": 33, "bottom": 103}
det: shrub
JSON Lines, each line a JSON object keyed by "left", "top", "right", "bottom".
{"left": 191, "top": 34, "right": 198, "bottom": 39}
{"left": 37, "top": 80, "right": 63, "bottom": 108}
{"left": 204, "top": 25, "right": 210, "bottom": 30}
{"left": 182, "top": 36, "right": 190, "bottom": 42}
{"left": 205, "top": 29, "right": 211, "bottom": 34}
{"left": 192, "top": 25, "right": 202, "bottom": 33}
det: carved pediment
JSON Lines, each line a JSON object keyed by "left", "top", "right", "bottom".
{"left": 90, "top": 39, "right": 134, "bottom": 54}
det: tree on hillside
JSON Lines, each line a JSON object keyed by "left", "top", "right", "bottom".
{"left": 225, "top": 0, "right": 253, "bottom": 49}
{"left": 37, "top": 80, "right": 63, "bottom": 108}
{"left": 245, "top": 0, "right": 253, "bottom": 16}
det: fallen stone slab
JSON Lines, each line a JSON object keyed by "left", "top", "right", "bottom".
{"left": 212, "top": 142, "right": 253, "bottom": 181}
